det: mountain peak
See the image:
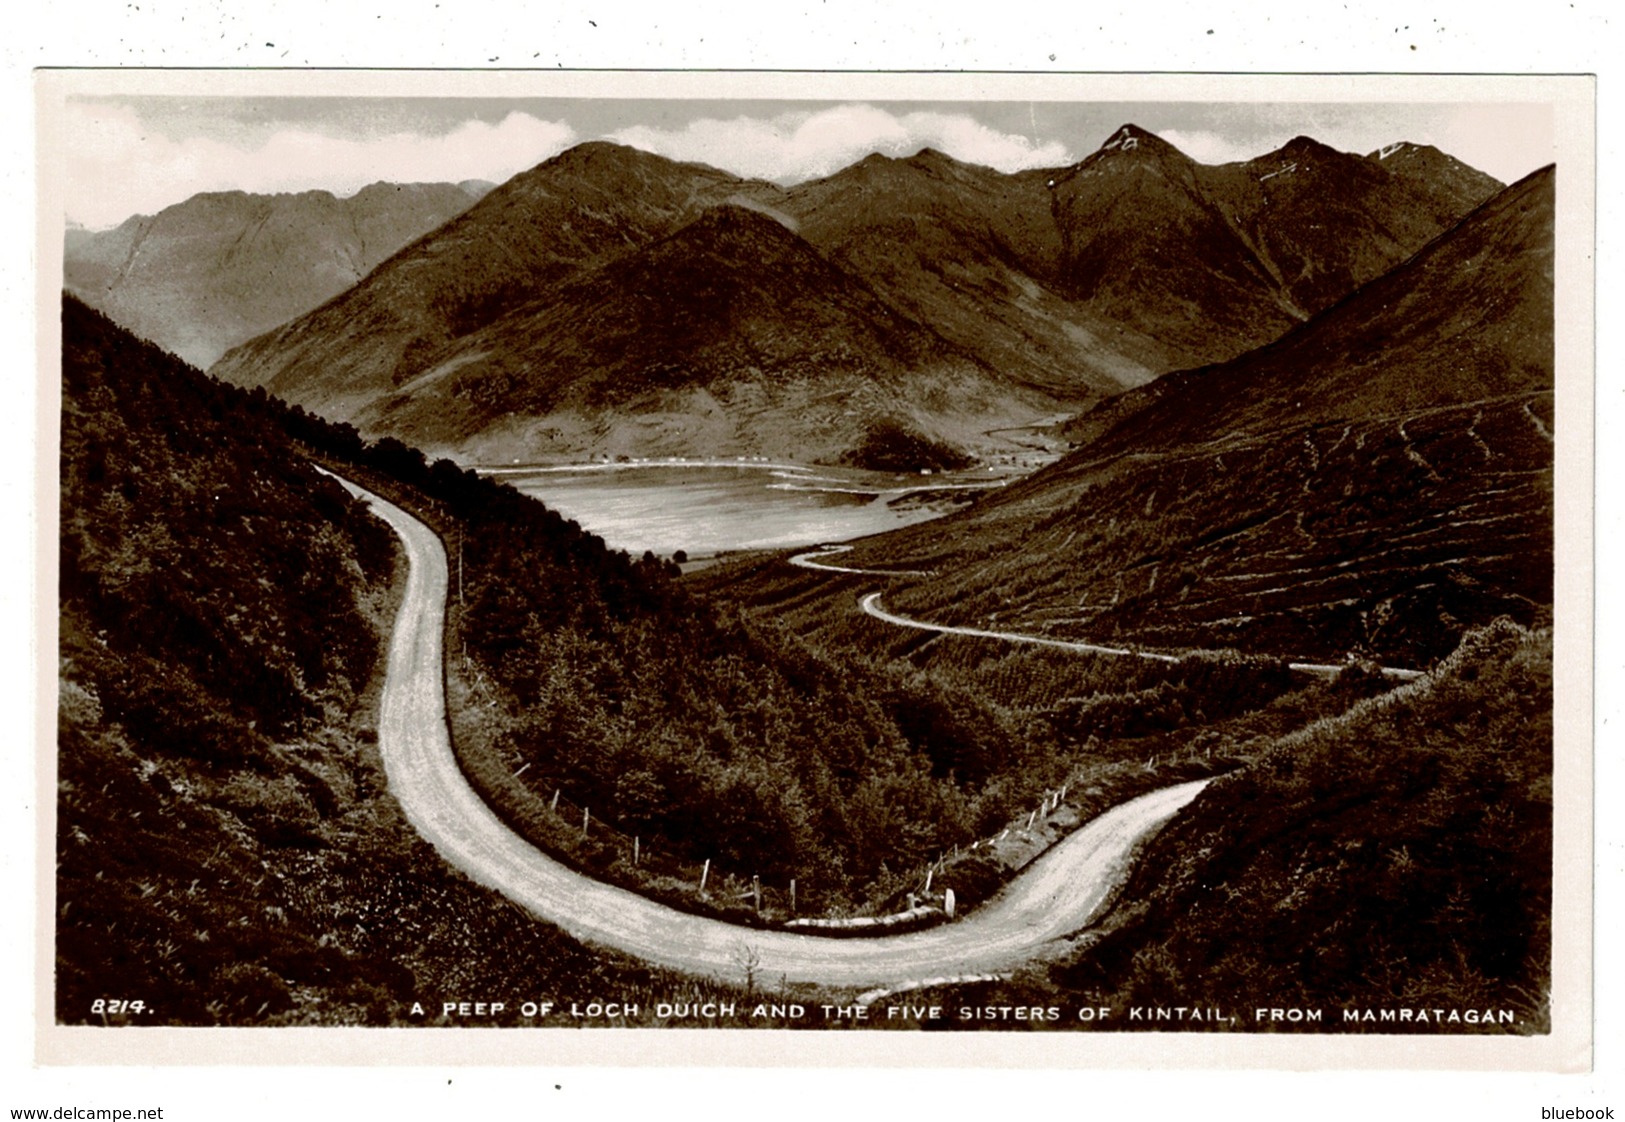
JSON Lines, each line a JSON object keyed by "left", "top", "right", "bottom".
{"left": 1096, "top": 124, "right": 1178, "bottom": 156}
{"left": 854, "top": 151, "right": 897, "bottom": 168}
{"left": 684, "top": 202, "right": 794, "bottom": 236}
{"left": 559, "top": 139, "right": 643, "bottom": 160}
{"left": 1371, "top": 140, "right": 1432, "bottom": 162}
{"left": 528, "top": 140, "right": 709, "bottom": 183}
{"left": 1271, "top": 135, "right": 1345, "bottom": 162}
{"left": 1364, "top": 141, "right": 1505, "bottom": 202}
{"left": 1072, "top": 125, "right": 1194, "bottom": 174}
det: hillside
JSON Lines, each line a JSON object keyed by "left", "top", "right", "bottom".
{"left": 205, "top": 132, "right": 1500, "bottom": 466}
{"left": 882, "top": 620, "right": 1551, "bottom": 1031}
{"left": 209, "top": 143, "right": 788, "bottom": 420}
{"left": 1367, "top": 141, "right": 1507, "bottom": 218}
{"left": 720, "top": 166, "right": 1554, "bottom": 672}
{"left": 1066, "top": 164, "right": 1554, "bottom": 454}
{"left": 359, "top": 204, "right": 1045, "bottom": 463}
{"left": 778, "top": 149, "right": 1177, "bottom": 398}
{"left": 64, "top": 181, "right": 487, "bottom": 367}
{"left": 59, "top": 296, "right": 771, "bottom": 1024}
{"left": 61, "top": 293, "right": 1111, "bottom": 988}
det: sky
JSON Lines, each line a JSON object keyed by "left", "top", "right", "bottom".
{"left": 57, "top": 95, "right": 1556, "bottom": 230}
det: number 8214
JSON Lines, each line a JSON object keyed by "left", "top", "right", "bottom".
{"left": 91, "top": 998, "right": 146, "bottom": 1015}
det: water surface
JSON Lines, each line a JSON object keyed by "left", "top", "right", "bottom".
{"left": 489, "top": 461, "right": 1003, "bottom": 556}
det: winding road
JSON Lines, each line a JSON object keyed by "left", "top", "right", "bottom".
{"left": 861, "top": 591, "right": 1181, "bottom": 663}
{"left": 334, "top": 474, "right": 1209, "bottom": 990}
{"left": 861, "top": 593, "right": 1422, "bottom": 681}
{"left": 789, "top": 544, "right": 934, "bottom": 577}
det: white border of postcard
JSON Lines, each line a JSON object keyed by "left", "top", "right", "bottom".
{"left": 32, "top": 68, "right": 1596, "bottom": 1073}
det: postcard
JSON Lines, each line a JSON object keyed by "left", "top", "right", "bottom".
{"left": 34, "top": 69, "right": 1595, "bottom": 1071}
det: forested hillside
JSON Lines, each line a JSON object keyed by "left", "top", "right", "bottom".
{"left": 57, "top": 298, "right": 754, "bottom": 1024}
{"left": 955, "top": 619, "right": 1551, "bottom": 1031}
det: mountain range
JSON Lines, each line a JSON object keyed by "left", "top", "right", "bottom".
{"left": 203, "top": 129, "right": 1503, "bottom": 465}
{"left": 64, "top": 180, "right": 491, "bottom": 368}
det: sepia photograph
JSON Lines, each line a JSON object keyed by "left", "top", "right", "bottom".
{"left": 32, "top": 68, "right": 1593, "bottom": 1075}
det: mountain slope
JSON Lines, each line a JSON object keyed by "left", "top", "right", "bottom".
{"left": 210, "top": 143, "right": 788, "bottom": 418}
{"left": 779, "top": 149, "right": 1176, "bottom": 397}
{"left": 1049, "top": 126, "right": 1505, "bottom": 367}
{"left": 1367, "top": 141, "right": 1507, "bottom": 219}
{"left": 828, "top": 167, "right": 1555, "bottom": 667}
{"left": 64, "top": 181, "right": 487, "bottom": 367}
{"left": 360, "top": 204, "right": 1042, "bottom": 462}
{"left": 1071, "top": 164, "right": 1554, "bottom": 455}
{"left": 1050, "top": 125, "right": 1298, "bottom": 364}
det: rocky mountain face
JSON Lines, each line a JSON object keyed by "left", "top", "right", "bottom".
{"left": 834, "top": 167, "right": 1555, "bottom": 667}
{"left": 201, "top": 130, "right": 1502, "bottom": 466}
{"left": 1049, "top": 126, "right": 1504, "bottom": 366}
{"left": 776, "top": 149, "right": 1176, "bottom": 399}
{"left": 64, "top": 181, "right": 489, "bottom": 368}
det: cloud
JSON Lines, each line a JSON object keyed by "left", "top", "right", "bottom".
{"left": 63, "top": 103, "right": 578, "bottom": 228}
{"left": 607, "top": 103, "right": 1074, "bottom": 182}
{"left": 1152, "top": 128, "right": 1282, "bottom": 166}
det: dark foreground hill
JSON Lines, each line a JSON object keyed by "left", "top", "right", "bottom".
{"left": 823, "top": 166, "right": 1555, "bottom": 669}
{"left": 1078, "top": 619, "right": 1550, "bottom": 1027}
{"left": 59, "top": 296, "right": 773, "bottom": 1024}
{"left": 897, "top": 619, "right": 1551, "bottom": 1031}
{"left": 65, "top": 181, "right": 488, "bottom": 368}
{"left": 208, "top": 132, "right": 1499, "bottom": 466}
